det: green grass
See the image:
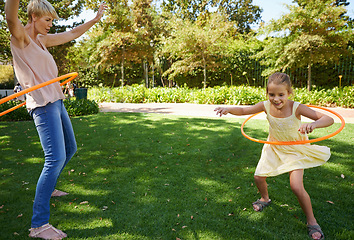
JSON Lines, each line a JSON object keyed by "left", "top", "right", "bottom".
{"left": 0, "top": 112, "right": 353, "bottom": 239}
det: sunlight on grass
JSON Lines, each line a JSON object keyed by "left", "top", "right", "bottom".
{"left": 94, "top": 167, "right": 112, "bottom": 175}
{"left": 66, "top": 184, "right": 112, "bottom": 196}
{"left": 24, "top": 157, "right": 42, "bottom": 164}
{"left": 1, "top": 113, "right": 352, "bottom": 240}
{"left": 321, "top": 161, "right": 351, "bottom": 172}
{"left": 63, "top": 203, "right": 103, "bottom": 214}
{"left": 194, "top": 177, "right": 223, "bottom": 188}
{"left": 0, "top": 135, "right": 10, "bottom": 141}
{"left": 66, "top": 218, "right": 114, "bottom": 230}
{"left": 185, "top": 230, "right": 222, "bottom": 239}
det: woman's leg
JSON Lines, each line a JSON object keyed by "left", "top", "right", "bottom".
{"left": 289, "top": 169, "right": 322, "bottom": 239}
{"left": 30, "top": 100, "right": 76, "bottom": 228}
{"left": 58, "top": 100, "right": 77, "bottom": 176}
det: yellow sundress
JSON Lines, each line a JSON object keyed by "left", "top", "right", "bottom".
{"left": 254, "top": 101, "right": 331, "bottom": 177}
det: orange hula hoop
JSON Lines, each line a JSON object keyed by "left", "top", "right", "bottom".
{"left": 0, "top": 72, "right": 78, "bottom": 117}
{"left": 241, "top": 105, "right": 345, "bottom": 145}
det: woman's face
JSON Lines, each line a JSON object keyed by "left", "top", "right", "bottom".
{"left": 33, "top": 15, "right": 53, "bottom": 35}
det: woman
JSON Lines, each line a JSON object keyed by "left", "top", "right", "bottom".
{"left": 5, "top": 0, "right": 107, "bottom": 239}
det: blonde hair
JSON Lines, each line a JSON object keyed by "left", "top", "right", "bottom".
{"left": 267, "top": 72, "right": 293, "bottom": 94}
{"left": 27, "top": 0, "right": 59, "bottom": 22}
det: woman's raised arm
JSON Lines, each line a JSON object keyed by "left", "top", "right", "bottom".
{"left": 5, "top": 0, "right": 29, "bottom": 48}
{"left": 44, "top": 3, "right": 107, "bottom": 47}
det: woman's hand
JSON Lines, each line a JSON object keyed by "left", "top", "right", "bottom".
{"left": 93, "top": 2, "right": 108, "bottom": 23}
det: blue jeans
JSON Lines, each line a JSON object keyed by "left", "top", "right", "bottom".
{"left": 30, "top": 100, "right": 77, "bottom": 228}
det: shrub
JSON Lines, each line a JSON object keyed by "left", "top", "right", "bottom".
{"left": 0, "top": 99, "right": 99, "bottom": 121}
{"left": 64, "top": 99, "right": 99, "bottom": 117}
{"left": 0, "top": 65, "right": 14, "bottom": 89}
{"left": 0, "top": 101, "right": 32, "bottom": 121}
{"left": 88, "top": 85, "right": 354, "bottom": 108}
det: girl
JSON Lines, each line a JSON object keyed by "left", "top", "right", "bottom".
{"left": 5, "top": 0, "right": 107, "bottom": 239}
{"left": 214, "top": 72, "right": 333, "bottom": 240}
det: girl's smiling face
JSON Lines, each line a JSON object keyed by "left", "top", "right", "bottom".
{"left": 267, "top": 82, "right": 291, "bottom": 109}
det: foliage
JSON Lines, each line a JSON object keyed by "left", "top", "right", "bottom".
{"left": 0, "top": 112, "right": 353, "bottom": 239}
{"left": 222, "top": 36, "right": 263, "bottom": 86}
{"left": 216, "top": 0, "right": 262, "bottom": 33}
{"left": 67, "top": 0, "right": 265, "bottom": 88}
{"left": 67, "top": 0, "right": 161, "bottom": 88}
{"left": 0, "top": 99, "right": 99, "bottom": 122}
{"left": 88, "top": 85, "right": 354, "bottom": 108}
{"left": 88, "top": 85, "right": 265, "bottom": 105}
{"left": 161, "top": 0, "right": 262, "bottom": 33}
{"left": 293, "top": 86, "right": 354, "bottom": 108}
{"left": 161, "top": 13, "right": 234, "bottom": 88}
{"left": 256, "top": 0, "right": 353, "bottom": 90}
{"left": 0, "top": 65, "right": 14, "bottom": 89}
{"left": 0, "top": 100, "right": 32, "bottom": 121}
{"left": 64, "top": 98, "right": 99, "bottom": 117}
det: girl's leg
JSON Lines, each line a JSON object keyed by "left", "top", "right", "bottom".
{"left": 289, "top": 169, "right": 322, "bottom": 239}
{"left": 253, "top": 175, "right": 270, "bottom": 211}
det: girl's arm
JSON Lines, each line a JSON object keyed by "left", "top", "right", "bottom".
{"left": 43, "top": 3, "right": 107, "bottom": 48}
{"left": 214, "top": 101, "right": 265, "bottom": 117}
{"left": 296, "top": 104, "right": 334, "bottom": 134}
{"left": 5, "top": 0, "right": 29, "bottom": 48}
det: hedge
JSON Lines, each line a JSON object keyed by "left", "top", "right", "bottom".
{"left": 88, "top": 85, "right": 354, "bottom": 108}
{"left": 0, "top": 99, "right": 99, "bottom": 122}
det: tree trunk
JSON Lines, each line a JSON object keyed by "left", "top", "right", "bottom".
{"left": 307, "top": 63, "right": 311, "bottom": 91}
{"left": 203, "top": 55, "right": 207, "bottom": 89}
{"left": 160, "top": 76, "right": 165, "bottom": 87}
{"left": 144, "top": 61, "right": 149, "bottom": 88}
{"left": 121, "top": 45, "right": 125, "bottom": 87}
{"left": 152, "top": 63, "right": 155, "bottom": 88}
{"left": 307, "top": 50, "right": 312, "bottom": 91}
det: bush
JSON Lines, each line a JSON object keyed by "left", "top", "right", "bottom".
{"left": 64, "top": 99, "right": 99, "bottom": 117}
{"left": 88, "top": 85, "right": 354, "bottom": 108}
{"left": 0, "top": 99, "right": 99, "bottom": 121}
{"left": 0, "top": 100, "right": 32, "bottom": 121}
{"left": 88, "top": 85, "right": 268, "bottom": 105}
{"left": 0, "top": 65, "right": 14, "bottom": 89}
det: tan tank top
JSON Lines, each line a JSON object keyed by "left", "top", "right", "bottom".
{"left": 10, "top": 35, "right": 64, "bottom": 111}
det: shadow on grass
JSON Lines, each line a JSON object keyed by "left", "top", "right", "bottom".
{"left": 0, "top": 112, "right": 353, "bottom": 239}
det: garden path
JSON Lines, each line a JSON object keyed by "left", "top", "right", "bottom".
{"left": 99, "top": 102, "right": 354, "bottom": 124}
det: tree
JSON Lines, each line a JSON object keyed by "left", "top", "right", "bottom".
{"left": 89, "top": 1, "right": 138, "bottom": 86}
{"left": 256, "top": 0, "right": 352, "bottom": 91}
{"left": 161, "top": 0, "right": 213, "bottom": 21}
{"left": 69, "top": 0, "right": 162, "bottom": 87}
{"left": 161, "top": 0, "right": 262, "bottom": 33}
{"left": 223, "top": 35, "right": 263, "bottom": 86}
{"left": 216, "top": 0, "right": 262, "bottom": 34}
{"left": 162, "top": 13, "right": 233, "bottom": 88}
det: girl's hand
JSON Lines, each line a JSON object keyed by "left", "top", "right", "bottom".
{"left": 93, "top": 2, "right": 108, "bottom": 22}
{"left": 298, "top": 122, "right": 316, "bottom": 134}
{"left": 214, "top": 107, "right": 229, "bottom": 117}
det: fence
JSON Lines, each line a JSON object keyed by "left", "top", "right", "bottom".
{"left": 248, "top": 49, "right": 354, "bottom": 88}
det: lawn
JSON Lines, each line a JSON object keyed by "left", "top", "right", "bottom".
{"left": 0, "top": 112, "right": 353, "bottom": 240}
